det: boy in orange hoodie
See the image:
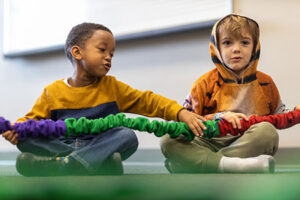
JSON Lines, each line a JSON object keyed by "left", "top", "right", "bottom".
{"left": 161, "top": 14, "right": 300, "bottom": 173}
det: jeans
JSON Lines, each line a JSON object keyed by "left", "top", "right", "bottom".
{"left": 17, "top": 127, "right": 139, "bottom": 174}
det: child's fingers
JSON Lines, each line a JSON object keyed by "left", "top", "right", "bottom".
{"left": 2, "top": 130, "right": 11, "bottom": 137}
{"left": 2, "top": 131, "right": 13, "bottom": 140}
{"left": 232, "top": 122, "right": 237, "bottom": 129}
{"left": 236, "top": 113, "right": 248, "bottom": 120}
{"left": 229, "top": 118, "right": 237, "bottom": 129}
{"left": 232, "top": 115, "right": 242, "bottom": 129}
{"left": 190, "top": 122, "right": 201, "bottom": 137}
{"left": 11, "top": 134, "right": 18, "bottom": 145}
{"left": 197, "top": 120, "right": 207, "bottom": 130}
{"left": 194, "top": 121, "right": 205, "bottom": 136}
{"left": 194, "top": 119, "right": 207, "bottom": 136}
{"left": 189, "top": 126, "right": 199, "bottom": 137}
{"left": 235, "top": 117, "right": 242, "bottom": 129}
{"left": 2, "top": 130, "right": 18, "bottom": 144}
{"left": 8, "top": 133, "right": 15, "bottom": 141}
{"left": 196, "top": 115, "right": 207, "bottom": 122}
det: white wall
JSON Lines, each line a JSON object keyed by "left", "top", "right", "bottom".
{"left": 234, "top": 0, "right": 300, "bottom": 147}
{"left": 1, "top": 0, "right": 300, "bottom": 151}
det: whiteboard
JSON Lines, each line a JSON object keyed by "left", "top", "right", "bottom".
{"left": 3, "top": 0, "right": 232, "bottom": 57}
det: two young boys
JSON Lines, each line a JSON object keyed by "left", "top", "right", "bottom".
{"left": 2, "top": 14, "right": 298, "bottom": 175}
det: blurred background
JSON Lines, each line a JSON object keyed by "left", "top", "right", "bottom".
{"left": 0, "top": 0, "right": 300, "bottom": 153}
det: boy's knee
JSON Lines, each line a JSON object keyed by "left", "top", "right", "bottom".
{"left": 160, "top": 135, "right": 184, "bottom": 157}
{"left": 117, "top": 127, "right": 138, "bottom": 148}
{"left": 16, "top": 141, "right": 26, "bottom": 153}
{"left": 247, "top": 122, "right": 278, "bottom": 148}
{"left": 17, "top": 138, "right": 37, "bottom": 153}
{"left": 160, "top": 135, "right": 174, "bottom": 151}
{"left": 256, "top": 122, "right": 278, "bottom": 142}
{"left": 114, "top": 127, "right": 138, "bottom": 160}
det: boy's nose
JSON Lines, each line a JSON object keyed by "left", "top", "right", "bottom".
{"left": 105, "top": 55, "right": 112, "bottom": 61}
{"left": 232, "top": 44, "right": 241, "bottom": 53}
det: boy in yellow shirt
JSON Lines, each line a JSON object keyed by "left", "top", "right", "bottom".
{"left": 2, "top": 22, "right": 206, "bottom": 176}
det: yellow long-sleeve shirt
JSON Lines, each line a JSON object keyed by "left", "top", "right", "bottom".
{"left": 17, "top": 76, "right": 183, "bottom": 122}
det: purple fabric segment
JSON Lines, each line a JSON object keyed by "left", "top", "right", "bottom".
{"left": 0, "top": 117, "right": 12, "bottom": 133}
{"left": 14, "top": 119, "right": 66, "bottom": 141}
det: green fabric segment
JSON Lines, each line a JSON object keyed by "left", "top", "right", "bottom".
{"left": 64, "top": 113, "right": 220, "bottom": 140}
{"left": 202, "top": 120, "right": 220, "bottom": 138}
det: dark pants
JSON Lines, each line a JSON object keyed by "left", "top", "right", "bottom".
{"left": 17, "top": 127, "right": 139, "bottom": 174}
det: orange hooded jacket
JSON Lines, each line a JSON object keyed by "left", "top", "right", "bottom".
{"left": 184, "top": 14, "right": 284, "bottom": 120}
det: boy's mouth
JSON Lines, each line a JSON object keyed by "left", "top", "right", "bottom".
{"left": 104, "top": 63, "right": 111, "bottom": 70}
{"left": 231, "top": 57, "right": 242, "bottom": 62}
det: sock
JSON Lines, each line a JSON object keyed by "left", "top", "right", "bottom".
{"left": 218, "top": 155, "right": 275, "bottom": 173}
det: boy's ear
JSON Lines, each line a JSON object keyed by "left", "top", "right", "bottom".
{"left": 70, "top": 45, "right": 82, "bottom": 60}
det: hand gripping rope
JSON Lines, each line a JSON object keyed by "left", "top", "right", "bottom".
{"left": 0, "top": 110, "right": 300, "bottom": 141}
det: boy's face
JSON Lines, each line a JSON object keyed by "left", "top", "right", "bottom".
{"left": 218, "top": 29, "right": 254, "bottom": 75}
{"left": 79, "top": 30, "right": 115, "bottom": 78}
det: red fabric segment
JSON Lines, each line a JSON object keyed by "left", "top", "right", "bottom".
{"left": 218, "top": 110, "right": 300, "bottom": 136}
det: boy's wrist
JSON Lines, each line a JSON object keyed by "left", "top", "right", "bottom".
{"left": 177, "top": 108, "right": 186, "bottom": 122}
{"left": 213, "top": 112, "right": 225, "bottom": 120}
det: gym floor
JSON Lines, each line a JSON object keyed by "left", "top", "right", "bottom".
{"left": 0, "top": 149, "right": 300, "bottom": 200}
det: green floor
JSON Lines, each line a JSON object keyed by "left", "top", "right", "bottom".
{"left": 1, "top": 149, "right": 300, "bottom": 200}
{"left": 1, "top": 172, "right": 300, "bottom": 200}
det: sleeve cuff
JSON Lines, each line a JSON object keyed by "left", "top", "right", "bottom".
{"left": 213, "top": 112, "right": 224, "bottom": 120}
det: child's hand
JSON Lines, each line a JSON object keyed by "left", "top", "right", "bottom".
{"left": 295, "top": 104, "right": 300, "bottom": 111}
{"left": 220, "top": 111, "right": 248, "bottom": 129}
{"left": 178, "top": 109, "right": 207, "bottom": 137}
{"left": 2, "top": 130, "right": 18, "bottom": 145}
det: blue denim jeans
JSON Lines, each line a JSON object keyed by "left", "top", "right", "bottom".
{"left": 17, "top": 127, "right": 139, "bottom": 174}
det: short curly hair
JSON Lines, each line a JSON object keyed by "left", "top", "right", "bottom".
{"left": 65, "top": 22, "right": 112, "bottom": 63}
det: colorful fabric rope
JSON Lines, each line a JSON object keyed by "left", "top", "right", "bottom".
{"left": 1, "top": 110, "right": 300, "bottom": 141}
{"left": 219, "top": 110, "right": 300, "bottom": 136}
{"left": 0, "top": 117, "right": 66, "bottom": 141}
{"left": 0, "top": 114, "right": 219, "bottom": 141}
{"left": 64, "top": 114, "right": 219, "bottom": 140}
